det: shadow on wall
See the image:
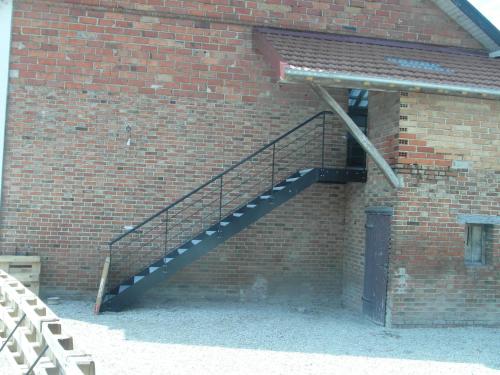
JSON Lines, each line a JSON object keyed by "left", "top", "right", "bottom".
{"left": 49, "top": 299, "right": 500, "bottom": 373}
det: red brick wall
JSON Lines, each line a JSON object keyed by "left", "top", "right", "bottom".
{"left": 342, "top": 92, "right": 500, "bottom": 327}
{"left": 397, "top": 93, "right": 498, "bottom": 169}
{"left": 342, "top": 91, "right": 399, "bottom": 312}
{"left": 388, "top": 93, "right": 500, "bottom": 327}
{"left": 342, "top": 182, "right": 366, "bottom": 311}
{"left": 390, "top": 168, "right": 500, "bottom": 327}
{"left": 7, "top": 0, "right": 483, "bottom": 102}
{"left": 2, "top": 0, "right": 497, "bottom": 322}
{"left": 156, "top": 183, "right": 346, "bottom": 303}
{"left": 1, "top": 0, "right": 352, "bottom": 295}
{"left": 33, "top": 0, "right": 482, "bottom": 48}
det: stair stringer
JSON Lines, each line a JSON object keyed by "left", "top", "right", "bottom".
{"left": 100, "top": 168, "right": 320, "bottom": 311}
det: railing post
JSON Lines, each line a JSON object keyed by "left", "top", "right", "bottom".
{"left": 165, "top": 211, "right": 169, "bottom": 255}
{"left": 218, "top": 176, "right": 223, "bottom": 233}
{"left": 271, "top": 143, "right": 275, "bottom": 192}
{"left": 321, "top": 111, "right": 326, "bottom": 171}
{"left": 108, "top": 244, "right": 112, "bottom": 270}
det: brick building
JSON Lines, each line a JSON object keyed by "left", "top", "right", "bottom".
{"left": 0, "top": 0, "right": 498, "bottom": 327}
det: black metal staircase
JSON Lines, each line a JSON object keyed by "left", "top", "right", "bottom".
{"left": 99, "top": 111, "right": 366, "bottom": 312}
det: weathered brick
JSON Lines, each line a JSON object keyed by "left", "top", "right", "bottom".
{"left": 0, "top": 0, "right": 497, "bottom": 327}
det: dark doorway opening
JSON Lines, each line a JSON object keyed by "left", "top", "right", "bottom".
{"left": 346, "top": 89, "right": 368, "bottom": 168}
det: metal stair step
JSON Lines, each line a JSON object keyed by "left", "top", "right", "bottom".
{"left": 118, "top": 285, "right": 130, "bottom": 293}
{"left": 133, "top": 276, "right": 144, "bottom": 284}
{"left": 101, "top": 165, "right": 324, "bottom": 311}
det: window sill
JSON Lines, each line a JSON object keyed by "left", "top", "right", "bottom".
{"left": 464, "top": 262, "right": 487, "bottom": 269}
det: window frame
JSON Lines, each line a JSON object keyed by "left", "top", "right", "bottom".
{"left": 464, "top": 223, "right": 487, "bottom": 266}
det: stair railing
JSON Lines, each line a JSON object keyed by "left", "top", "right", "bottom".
{"left": 106, "top": 111, "right": 337, "bottom": 289}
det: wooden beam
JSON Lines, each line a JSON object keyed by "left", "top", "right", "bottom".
{"left": 0, "top": 256, "right": 41, "bottom": 295}
{"left": 310, "top": 83, "right": 403, "bottom": 188}
{"left": 94, "top": 256, "right": 110, "bottom": 315}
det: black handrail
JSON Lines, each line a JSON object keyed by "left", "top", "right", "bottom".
{"left": 109, "top": 111, "right": 332, "bottom": 245}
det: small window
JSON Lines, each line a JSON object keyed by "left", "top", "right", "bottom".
{"left": 465, "top": 224, "right": 486, "bottom": 265}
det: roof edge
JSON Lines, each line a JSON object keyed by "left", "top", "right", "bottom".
{"left": 254, "top": 26, "right": 489, "bottom": 57}
{"left": 430, "top": 0, "right": 499, "bottom": 51}
{"left": 284, "top": 68, "right": 500, "bottom": 99}
{"left": 452, "top": 0, "right": 500, "bottom": 44}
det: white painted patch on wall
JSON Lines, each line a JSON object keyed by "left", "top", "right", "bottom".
{"left": 451, "top": 160, "right": 472, "bottom": 170}
{"left": 394, "top": 267, "right": 410, "bottom": 294}
{"left": 0, "top": 0, "right": 13, "bottom": 206}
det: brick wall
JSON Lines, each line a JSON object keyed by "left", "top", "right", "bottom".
{"left": 342, "top": 91, "right": 399, "bottom": 312}
{"left": 398, "top": 93, "right": 498, "bottom": 169}
{"left": 343, "top": 92, "right": 500, "bottom": 326}
{"left": 388, "top": 93, "right": 500, "bottom": 327}
{"left": 342, "top": 182, "right": 365, "bottom": 311}
{"left": 6, "top": 0, "right": 484, "bottom": 102}
{"left": 1, "top": 0, "right": 497, "bottom": 321}
{"left": 1, "top": 0, "right": 351, "bottom": 295}
{"left": 37, "top": 0, "right": 482, "bottom": 48}
{"left": 155, "top": 183, "right": 346, "bottom": 304}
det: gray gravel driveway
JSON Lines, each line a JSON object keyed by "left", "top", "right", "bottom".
{"left": 1, "top": 300, "right": 499, "bottom": 374}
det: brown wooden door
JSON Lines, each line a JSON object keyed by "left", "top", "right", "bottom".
{"left": 362, "top": 210, "right": 391, "bottom": 325}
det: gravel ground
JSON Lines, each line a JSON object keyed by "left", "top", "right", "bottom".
{"left": 1, "top": 299, "right": 499, "bottom": 374}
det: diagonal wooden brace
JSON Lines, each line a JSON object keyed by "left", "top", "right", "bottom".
{"left": 310, "top": 83, "right": 403, "bottom": 188}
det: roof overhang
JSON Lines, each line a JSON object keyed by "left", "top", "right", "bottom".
{"left": 430, "top": 0, "right": 500, "bottom": 52}
{"left": 284, "top": 69, "right": 500, "bottom": 99}
{"left": 255, "top": 27, "right": 500, "bottom": 100}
